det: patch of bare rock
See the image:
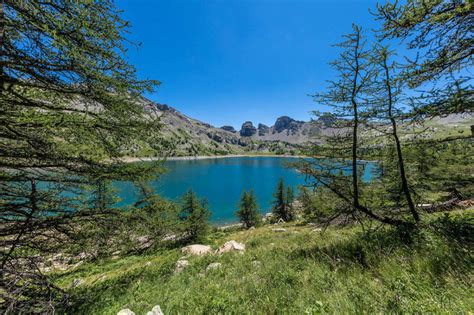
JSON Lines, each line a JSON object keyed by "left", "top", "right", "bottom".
{"left": 217, "top": 240, "right": 245, "bottom": 254}
{"left": 181, "top": 244, "right": 213, "bottom": 256}
{"left": 118, "top": 305, "right": 163, "bottom": 315}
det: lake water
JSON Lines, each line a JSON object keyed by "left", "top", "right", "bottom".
{"left": 115, "top": 156, "right": 375, "bottom": 225}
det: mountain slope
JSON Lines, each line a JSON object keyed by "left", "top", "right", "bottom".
{"left": 137, "top": 100, "right": 473, "bottom": 157}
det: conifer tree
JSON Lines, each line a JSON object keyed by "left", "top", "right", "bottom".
{"left": 0, "top": 1, "right": 166, "bottom": 312}
{"left": 236, "top": 189, "right": 261, "bottom": 228}
{"left": 272, "top": 178, "right": 294, "bottom": 221}
{"left": 180, "top": 190, "right": 210, "bottom": 242}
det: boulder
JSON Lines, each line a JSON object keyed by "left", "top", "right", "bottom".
{"left": 206, "top": 262, "right": 222, "bottom": 271}
{"left": 117, "top": 309, "right": 135, "bottom": 315}
{"left": 181, "top": 244, "right": 213, "bottom": 256}
{"left": 147, "top": 305, "right": 164, "bottom": 315}
{"left": 175, "top": 259, "right": 189, "bottom": 273}
{"left": 217, "top": 240, "right": 245, "bottom": 254}
{"left": 272, "top": 228, "right": 286, "bottom": 232}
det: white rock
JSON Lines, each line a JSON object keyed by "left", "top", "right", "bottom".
{"left": 206, "top": 262, "right": 222, "bottom": 271}
{"left": 217, "top": 240, "right": 245, "bottom": 254}
{"left": 117, "top": 309, "right": 135, "bottom": 315}
{"left": 181, "top": 244, "right": 213, "bottom": 256}
{"left": 147, "top": 305, "right": 164, "bottom": 315}
{"left": 272, "top": 228, "right": 286, "bottom": 232}
{"left": 175, "top": 259, "right": 189, "bottom": 273}
{"left": 162, "top": 234, "right": 177, "bottom": 241}
{"left": 312, "top": 228, "right": 322, "bottom": 232}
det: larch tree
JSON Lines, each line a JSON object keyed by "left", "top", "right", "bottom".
{"left": 237, "top": 189, "right": 261, "bottom": 228}
{"left": 0, "top": 1, "right": 166, "bottom": 312}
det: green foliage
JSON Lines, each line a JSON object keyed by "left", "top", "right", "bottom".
{"left": 0, "top": 1, "right": 165, "bottom": 312}
{"left": 236, "top": 190, "right": 261, "bottom": 228}
{"left": 54, "top": 210, "right": 474, "bottom": 314}
{"left": 272, "top": 178, "right": 295, "bottom": 222}
{"left": 179, "top": 190, "right": 211, "bottom": 242}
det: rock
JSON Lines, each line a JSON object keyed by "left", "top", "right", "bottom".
{"left": 257, "top": 123, "right": 270, "bottom": 136}
{"left": 217, "top": 240, "right": 245, "bottom": 254}
{"left": 206, "top": 262, "right": 222, "bottom": 271}
{"left": 181, "top": 244, "right": 213, "bottom": 256}
{"left": 175, "top": 259, "right": 189, "bottom": 273}
{"left": 220, "top": 125, "right": 237, "bottom": 133}
{"left": 117, "top": 309, "right": 135, "bottom": 315}
{"left": 272, "top": 228, "right": 286, "bottom": 232}
{"left": 249, "top": 226, "right": 256, "bottom": 230}
{"left": 273, "top": 116, "right": 304, "bottom": 135}
{"left": 147, "top": 305, "right": 164, "bottom": 315}
{"left": 240, "top": 121, "right": 257, "bottom": 137}
{"left": 162, "top": 234, "right": 177, "bottom": 242}
{"left": 312, "top": 228, "right": 322, "bottom": 232}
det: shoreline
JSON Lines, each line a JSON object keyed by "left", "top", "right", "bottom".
{"left": 122, "top": 154, "right": 310, "bottom": 163}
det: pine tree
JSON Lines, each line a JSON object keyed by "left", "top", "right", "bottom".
{"left": 180, "top": 190, "right": 210, "bottom": 242}
{"left": 375, "top": 0, "right": 473, "bottom": 116}
{"left": 286, "top": 186, "right": 295, "bottom": 220}
{"left": 299, "top": 25, "right": 406, "bottom": 226}
{"left": 272, "top": 178, "right": 294, "bottom": 222}
{"left": 236, "top": 190, "right": 261, "bottom": 228}
{"left": 0, "top": 1, "right": 165, "bottom": 312}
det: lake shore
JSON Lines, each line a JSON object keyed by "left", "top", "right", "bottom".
{"left": 122, "top": 154, "right": 310, "bottom": 163}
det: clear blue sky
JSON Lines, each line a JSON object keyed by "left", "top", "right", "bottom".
{"left": 119, "top": 0, "right": 380, "bottom": 129}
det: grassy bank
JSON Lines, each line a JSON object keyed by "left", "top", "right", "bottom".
{"left": 54, "top": 209, "right": 473, "bottom": 314}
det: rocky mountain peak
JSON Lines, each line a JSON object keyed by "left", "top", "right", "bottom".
{"left": 220, "top": 125, "right": 237, "bottom": 133}
{"left": 273, "top": 116, "right": 303, "bottom": 134}
{"left": 240, "top": 121, "right": 257, "bottom": 137}
{"left": 257, "top": 123, "right": 270, "bottom": 136}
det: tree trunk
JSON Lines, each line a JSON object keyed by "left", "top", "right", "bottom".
{"left": 382, "top": 54, "right": 420, "bottom": 223}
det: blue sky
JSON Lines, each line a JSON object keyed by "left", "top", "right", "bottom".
{"left": 119, "top": 0, "right": 380, "bottom": 129}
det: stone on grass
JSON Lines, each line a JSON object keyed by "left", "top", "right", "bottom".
{"left": 146, "top": 305, "right": 164, "bottom": 315}
{"left": 117, "top": 309, "right": 135, "bottom": 315}
{"left": 206, "top": 262, "right": 222, "bottom": 271}
{"left": 175, "top": 259, "right": 189, "bottom": 273}
{"left": 181, "top": 244, "right": 213, "bottom": 256}
{"left": 312, "top": 228, "right": 322, "bottom": 232}
{"left": 217, "top": 240, "right": 245, "bottom": 254}
{"left": 272, "top": 228, "right": 286, "bottom": 232}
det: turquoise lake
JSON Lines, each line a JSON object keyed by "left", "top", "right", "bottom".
{"left": 115, "top": 157, "right": 375, "bottom": 225}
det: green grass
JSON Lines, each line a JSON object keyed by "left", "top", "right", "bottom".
{"left": 55, "top": 210, "right": 473, "bottom": 314}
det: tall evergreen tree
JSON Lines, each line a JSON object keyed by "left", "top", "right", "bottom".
{"left": 236, "top": 189, "right": 261, "bottom": 228}
{"left": 300, "top": 25, "right": 407, "bottom": 226}
{"left": 272, "top": 178, "right": 295, "bottom": 222}
{"left": 180, "top": 189, "right": 210, "bottom": 242}
{"left": 375, "top": 0, "right": 473, "bottom": 116}
{"left": 0, "top": 1, "right": 166, "bottom": 312}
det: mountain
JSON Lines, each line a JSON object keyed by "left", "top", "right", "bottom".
{"left": 235, "top": 116, "right": 335, "bottom": 144}
{"left": 138, "top": 99, "right": 473, "bottom": 157}
{"left": 139, "top": 100, "right": 326, "bottom": 157}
